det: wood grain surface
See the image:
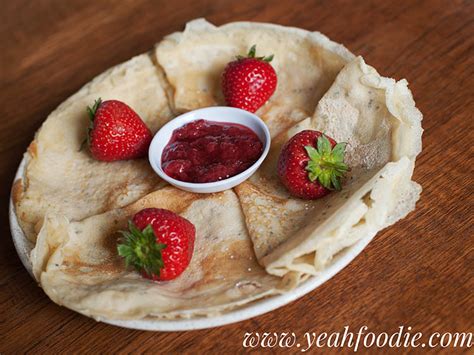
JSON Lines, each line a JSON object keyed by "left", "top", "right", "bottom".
{"left": 1, "top": 0, "right": 473, "bottom": 353}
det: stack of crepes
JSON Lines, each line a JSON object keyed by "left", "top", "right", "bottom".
{"left": 13, "top": 19, "right": 422, "bottom": 320}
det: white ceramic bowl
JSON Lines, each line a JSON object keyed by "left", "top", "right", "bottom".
{"left": 148, "top": 106, "right": 271, "bottom": 193}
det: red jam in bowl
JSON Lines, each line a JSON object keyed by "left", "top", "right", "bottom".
{"left": 161, "top": 119, "right": 264, "bottom": 183}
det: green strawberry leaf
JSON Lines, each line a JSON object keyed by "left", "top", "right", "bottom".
{"left": 117, "top": 221, "right": 166, "bottom": 278}
{"left": 237, "top": 45, "right": 274, "bottom": 62}
{"left": 263, "top": 54, "right": 274, "bottom": 62}
{"left": 304, "top": 134, "right": 349, "bottom": 191}
{"left": 304, "top": 146, "right": 321, "bottom": 162}
{"left": 248, "top": 44, "right": 256, "bottom": 58}
{"left": 331, "top": 173, "right": 342, "bottom": 191}
{"left": 81, "top": 98, "right": 102, "bottom": 151}
{"left": 317, "top": 134, "right": 332, "bottom": 156}
{"left": 87, "top": 98, "right": 102, "bottom": 122}
{"left": 332, "top": 142, "right": 347, "bottom": 161}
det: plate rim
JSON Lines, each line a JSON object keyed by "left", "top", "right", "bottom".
{"left": 9, "top": 156, "right": 373, "bottom": 331}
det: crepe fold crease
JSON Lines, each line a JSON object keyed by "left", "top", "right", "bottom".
{"left": 15, "top": 19, "right": 423, "bottom": 320}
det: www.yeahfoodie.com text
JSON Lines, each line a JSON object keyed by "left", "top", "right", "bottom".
{"left": 242, "top": 326, "right": 473, "bottom": 351}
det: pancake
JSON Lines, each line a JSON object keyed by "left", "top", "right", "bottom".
{"left": 18, "top": 19, "right": 423, "bottom": 320}
{"left": 234, "top": 57, "right": 422, "bottom": 276}
{"left": 156, "top": 18, "right": 354, "bottom": 137}
{"left": 31, "top": 187, "right": 282, "bottom": 319}
{"left": 14, "top": 53, "right": 173, "bottom": 241}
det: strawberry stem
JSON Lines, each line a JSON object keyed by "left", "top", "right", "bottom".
{"left": 304, "top": 135, "right": 348, "bottom": 190}
{"left": 117, "top": 221, "right": 167, "bottom": 278}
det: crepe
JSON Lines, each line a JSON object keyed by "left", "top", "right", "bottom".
{"left": 19, "top": 19, "right": 423, "bottom": 321}
{"left": 234, "top": 57, "right": 422, "bottom": 276}
{"left": 156, "top": 18, "right": 354, "bottom": 137}
{"left": 31, "top": 187, "right": 283, "bottom": 319}
{"left": 13, "top": 53, "right": 173, "bottom": 241}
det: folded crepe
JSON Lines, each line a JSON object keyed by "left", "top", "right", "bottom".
{"left": 13, "top": 53, "right": 173, "bottom": 241}
{"left": 31, "top": 187, "right": 285, "bottom": 320}
{"left": 17, "top": 19, "right": 423, "bottom": 320}
{"left": 156, "top": 18, "right": 354, "bottom": 137}
{"left": 234, "top": 57, "right": 422, "bottom": 276}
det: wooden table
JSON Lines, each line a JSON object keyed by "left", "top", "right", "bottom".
{"left": 1, "top": 0, "right": 473, "bottom": 353}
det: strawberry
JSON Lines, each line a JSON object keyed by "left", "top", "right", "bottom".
{"left": 117, "top": 208, "right": 195, "bottom": 281}
{"left": 221, "top": 45, "right": 277, "bottom": 113}
{"left": 277, "top": 130, "right": 348, "bottom": 199}
{"left": 86, "top": 98, "right": 152, "bottom": 161}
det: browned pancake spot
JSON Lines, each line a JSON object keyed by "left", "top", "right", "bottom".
{"left": 186, "top": 239, "right": 262, "bottom": 293}
{"left": 27, "top": 140, "right": 38, "bottom": 157}
{"left": 63, "top": 257, "right": 125, "bottom": 276}
{"left": 125, "top": 186, "right": 202, "bottom": 215}
{"left": 11, "top": 179, "right": 23, "bottom": 206}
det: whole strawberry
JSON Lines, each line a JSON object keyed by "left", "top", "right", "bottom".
{"left": 86, "top": 98, "right": 152, "bottom": 161}
{"left": 278, "top": 130, "right": 348, "bottom": 199}
{"left": 222, "top": 45, "right": 277, "bottom": 113}
{"left": 117, "top": 208, "right": 195, "bottom": 281}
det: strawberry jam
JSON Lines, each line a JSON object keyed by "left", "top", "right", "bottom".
{"left": 162, "top": 119, "right": 263, "bottom": 183}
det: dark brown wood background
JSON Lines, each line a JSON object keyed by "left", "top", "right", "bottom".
{"left": 1, "top": 0, "right": 473, "bottom": 353}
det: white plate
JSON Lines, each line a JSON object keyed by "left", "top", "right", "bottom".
{"left": 9, "top": 157, "right": 373, "bottom": 331}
